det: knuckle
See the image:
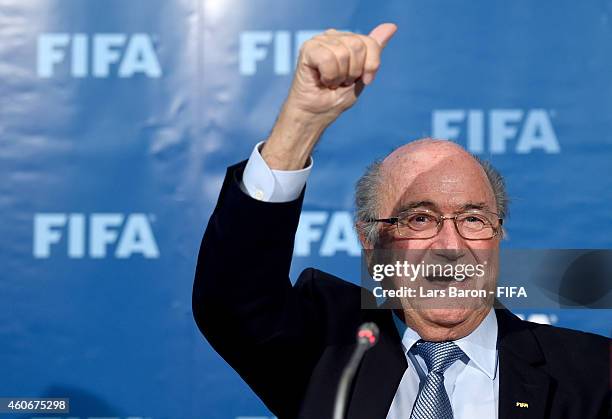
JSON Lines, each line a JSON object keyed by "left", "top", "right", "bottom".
{"left": 348, "top": 68, "right": 361, "bottom": 78}
{"left": 318, "top": 45, "right": 335, "bottom": 59}
{"left": 330, "top": 49, "right": 348, "bottom": 66}
{"left": 319, "top": 58, "right": 337, "bottom": 72}
{"left": 319, "top": 64, "right": 339, "bottom": 80}
{"left": 301, "top": 38, "right": 317, "bottom": 53}
{"left": 323, "top": 37, "right": 341, "bottom": 47}
{"left": 345, "top": 37, "right": 366, "bottom": 53}
{"left": 337, "top": 50, "right": 350, "bottom": 63}
{"left": 309, "top": 35, "right": 327, "bottom": 49}
{"left": 360, "top": 36, "right": 381, "bottom": 53}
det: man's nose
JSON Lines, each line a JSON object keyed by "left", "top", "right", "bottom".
{"left": 431, "top": 218, "right": 466, "bottom": 260}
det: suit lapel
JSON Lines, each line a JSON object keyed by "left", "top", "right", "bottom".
{"left": 339, "top": 307, "right": 554, "bottom": 419}
{"left": 496, "top": 309, "right": 553, "bottom": 419}
{"left": 346, "top": 309, "right": 407, "bottom": 419}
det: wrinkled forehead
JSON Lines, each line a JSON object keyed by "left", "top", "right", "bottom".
{"left": 380, "top": 142, "right": 496, "bottom": 214}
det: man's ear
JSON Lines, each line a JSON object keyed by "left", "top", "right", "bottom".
{"left": 356, "top": 221, "right": 375, "bottom": 250}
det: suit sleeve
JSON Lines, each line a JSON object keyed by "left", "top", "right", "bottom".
{"left": 192, "top": 160, "right": 323, "bottom": 418}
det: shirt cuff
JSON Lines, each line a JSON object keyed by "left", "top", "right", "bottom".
{"left": 241, "top": 141, "right": 313, "bottom": 202}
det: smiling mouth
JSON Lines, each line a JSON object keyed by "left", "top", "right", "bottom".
{"left": 425, "top": 274, "right": 471, "bottom": 283}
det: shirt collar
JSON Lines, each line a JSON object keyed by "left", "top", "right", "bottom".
{"left": 392, "top": 308, "right": 498, "bottom": 380}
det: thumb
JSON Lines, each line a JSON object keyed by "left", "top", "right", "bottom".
{"left": 368, "top": 23, "right": 398, "bottom": 48}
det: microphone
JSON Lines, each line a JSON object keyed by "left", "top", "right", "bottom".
{"left": 332, "top": 322, "right": 379, "bottom": 419}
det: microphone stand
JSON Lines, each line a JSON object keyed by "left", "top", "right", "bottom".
{"left": 332, "top": 322, "right": 379, "bottom": 419}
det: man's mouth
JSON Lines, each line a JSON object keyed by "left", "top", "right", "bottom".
{"left": 425, "top": 274, "right": 471, "bottom": 283}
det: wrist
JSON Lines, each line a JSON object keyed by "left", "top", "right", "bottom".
{"left": 262, "top": 102, "right": 334, "bottom": 170}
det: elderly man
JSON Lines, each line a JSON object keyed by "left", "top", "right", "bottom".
{"left": 192, "top": 24, "right": 610, "bottom": 419}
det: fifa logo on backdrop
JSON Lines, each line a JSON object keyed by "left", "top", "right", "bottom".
{"left": 37, "top": 33, "right": 162, "bottom": 78}
{"left": 239, "top": 30, "right": 349, "bottom": 75}
{"left": 295, "top": 211, "right": 361, "bottom": 257}
{"left": 432, "top": 109, "right": 560, "bottom": 154}
{"left": 33, "top": 213, "right": 159, "bottom": 259}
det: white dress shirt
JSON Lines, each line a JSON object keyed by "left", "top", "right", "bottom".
{"left": 388, "top": 309, "right": 499, "bottom": 419}
{"left": 241, "top": 141, "right": 312, "bottom": 202}
{"left": 240, "top": 141, "right": 499, "bottom": 418}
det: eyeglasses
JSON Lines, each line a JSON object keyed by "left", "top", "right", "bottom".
{"left": 368, "top": 209, "right": 503, "bottom": 240}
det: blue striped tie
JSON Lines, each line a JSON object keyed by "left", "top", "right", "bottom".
{"left": 409, "top": 340, "right": 464, "bottom": 419}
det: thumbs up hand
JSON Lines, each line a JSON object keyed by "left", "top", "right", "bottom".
{"left": 262, "top": 24, "right": 397, "bottom": 170}
{"left": 287, "top": 23, "right": 398, "bottom": 117}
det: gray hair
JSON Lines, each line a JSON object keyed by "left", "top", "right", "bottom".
{"left": 355, "top": 148, "right": 508, "bottom": 246}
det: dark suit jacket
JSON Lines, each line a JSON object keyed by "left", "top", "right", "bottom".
{"left": 193, "top": 161, "right": 611, "bottom": 419}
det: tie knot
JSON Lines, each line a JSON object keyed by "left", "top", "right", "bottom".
{"left": 412, "top": 340, "right": 464, "bottom": 374}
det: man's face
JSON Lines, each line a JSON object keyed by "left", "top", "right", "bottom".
{"left": 375, "top": 140, "right": 500, "bottom": 340}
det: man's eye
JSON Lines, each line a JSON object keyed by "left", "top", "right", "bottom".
{"left": 462, "top": 215, "right": 489, "bottom": 229}
{"left": 406, "top": 214, "right": 435, "bottom": 225}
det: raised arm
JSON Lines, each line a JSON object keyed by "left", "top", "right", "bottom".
{"left": 192, "top": 23, "right": 397, "bottom": 417}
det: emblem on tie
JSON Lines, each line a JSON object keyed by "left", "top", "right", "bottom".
{"left": 515, "top": 401, "right": 529, "bottom": 408}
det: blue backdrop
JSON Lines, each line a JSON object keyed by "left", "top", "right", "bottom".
{"left": 1, "top": 1, "right": 610, "bottom": 418}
